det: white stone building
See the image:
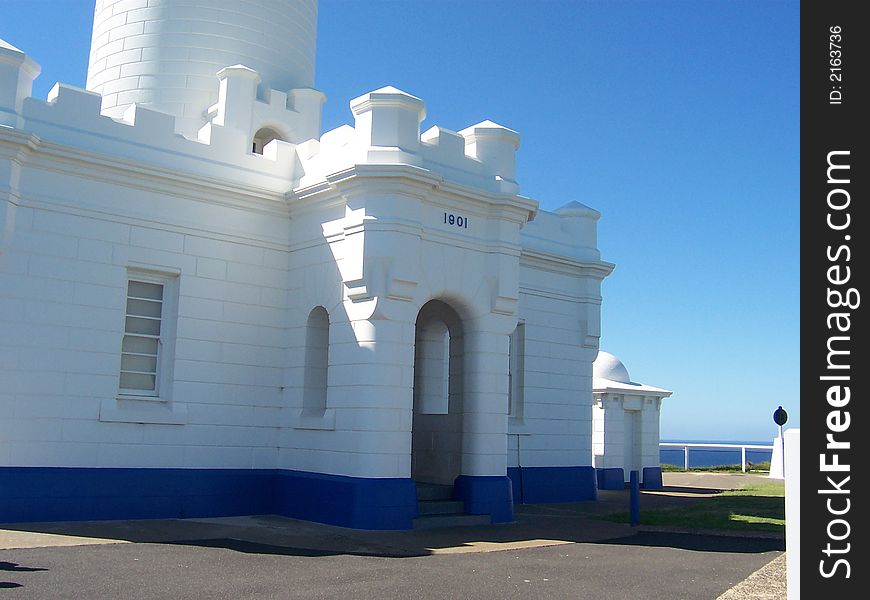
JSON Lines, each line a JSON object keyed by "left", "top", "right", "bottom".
{"left": 592, "top": 352, "right": 672, "bottom": 490}
{"left": 1, "top": 0, "right": 665, "bottom": 529}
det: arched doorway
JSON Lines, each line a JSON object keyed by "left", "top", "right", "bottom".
{"left": 411, "top": 300, "right": 464, "bottom": 485}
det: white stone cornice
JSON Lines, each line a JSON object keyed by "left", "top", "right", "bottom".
{"left": 325, "top": 163, "right": 443, "bottom": 191}
{"left": 19, "top": 194, "right": 292, "bottom": 250}
{"left": 519, "top": 285, "right": 603, "bottom": 306}
{"left": 1, "top": 127, "right": 290, "bottom": 217}
{"left": 290, "top": 162, "right": 538, "bottom": 226}
{"left": 520, "top": 247, "right": 615, "bottom": 280}
{"left": 0, "top": 127, "right": 40, "bottom": 159}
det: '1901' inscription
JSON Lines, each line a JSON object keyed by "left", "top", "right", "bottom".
{"left": 443, "top": 212, "right": 469, "bottom": 229}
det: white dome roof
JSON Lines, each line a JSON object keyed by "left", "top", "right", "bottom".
{"left": 593, "top": 351, "right": 631, "bottom": 384}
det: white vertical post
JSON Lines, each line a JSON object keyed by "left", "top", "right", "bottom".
{"left": 769, "top": 434, "right": 785, "bottom": 479}
{"left": 741, "top": 446, "right": 747, "bottom": 472}
{"left": 779, "top": 425, "right": 785, "bottom": 477}
{"left": 784, "top": 429, "right": 800, "bottom": 600}
{"left": 683, "top": 445, "right": 689, "bottom": 471}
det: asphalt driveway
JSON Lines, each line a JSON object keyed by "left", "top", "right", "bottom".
{"left": 0, "top": 472, "right": 785, "bottom": 599}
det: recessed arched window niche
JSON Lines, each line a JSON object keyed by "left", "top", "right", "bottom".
{"left": 302, "top": 306, "right": 329, "bottom": 417}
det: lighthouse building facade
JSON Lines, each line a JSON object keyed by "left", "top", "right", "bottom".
{"left": 0, "top": 0, "right": 655, "bottom": 529}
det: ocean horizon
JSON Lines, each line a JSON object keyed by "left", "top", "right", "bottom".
{"left": 659, "top": 439, "right": 776, "bottom": 468}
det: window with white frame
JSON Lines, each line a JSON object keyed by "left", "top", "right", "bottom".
{"left": 119, "top": 276, "right": 172, "bottom": 397}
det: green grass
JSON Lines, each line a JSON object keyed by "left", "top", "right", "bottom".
{"left": 721, "top": 481, "right": 784, "bottom": 498}
{"left": 661, "top": 462, "right": 771, "bottom": 473}
{"left": 603, "top": 482, "right": 785, "bottom": 533}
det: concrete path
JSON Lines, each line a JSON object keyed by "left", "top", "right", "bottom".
{"left": 0, "top": 472, "right": 785, "bottom": 598}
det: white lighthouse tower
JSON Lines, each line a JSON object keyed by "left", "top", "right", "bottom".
{"left": 86, "top": 0, "right": 321, "bottom": 140}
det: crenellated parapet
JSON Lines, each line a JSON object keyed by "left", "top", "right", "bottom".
{"left": 4, "top": 32, "right": 606, "bottom": 262}
{"left": 5, "top": 31, "right": 603, "bottom": 264}
{"left": 519, "top": 200, "right": 606, "bottom": 264}
{"left": 458, "top": 120, "right": 520, "bottom": 194}
{"left": 11, "top": 82, "right": 305, "bottom": 191}
{"left": 2, "top": 41, "right": 326, "bottom": 193}
{"left": 297, "top": 85, "right": 522, "bottom": 195}
{"left": 290, "top": 84, "right": 609, "bottom": 261}
{"left": 199, "top": 64, "right": 324, "bottom": 150}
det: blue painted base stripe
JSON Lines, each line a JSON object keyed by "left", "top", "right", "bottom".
{"left": 0, "top": 468, "right": 275, "bottom": 522}
{"left": 453, "top": 475, "right": 513, "bottom": 523}
{"left": 507, "top": 467, "right": 523, "bottom": 503}
{"left": 0, "top": 467, "right": 417, "bottom": 530}
{"left": 642, "top": 466, "right": 663, "bottom": 489}
{"left": 507, "top": 466, "right": 597, "bottom": 504}
{"left": 596, "top": 468, "right": 625, "bottom": 490}
{"left": 2, "top": 465, "right": 613, "bottom": 526}
{"left": 275, "top": 470, "right": 417, "bottom": 530}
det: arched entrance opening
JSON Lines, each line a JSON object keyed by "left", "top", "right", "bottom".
{"left": 411, "top": 299, "right": 464, "bottom": 485}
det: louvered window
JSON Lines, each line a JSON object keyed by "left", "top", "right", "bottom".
{"left": 120, "top": 280, "right": 164, "bottom": 395}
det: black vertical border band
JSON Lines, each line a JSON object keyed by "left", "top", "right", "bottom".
{"left": 802, "top": 1, "right": 867, "bottom": 596}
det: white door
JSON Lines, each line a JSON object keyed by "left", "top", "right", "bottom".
{"left": 623, "top": 410, "right": 642, "bottom": 481}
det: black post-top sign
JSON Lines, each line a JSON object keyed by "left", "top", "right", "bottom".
{"left": 773, "top": 406, "right": 788, "bottom": 426}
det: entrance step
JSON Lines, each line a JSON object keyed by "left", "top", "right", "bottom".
{"left": 413, "top": 482, "right": 491, "bottom": 528}
{"left": 412, "top": 513, "right": 491, "bottom": 530}
{"left": 416, "top": 499, "right": 466, "bottom": 516}
{"left": 415, "top": 483, "right": 453, "bottom": 502}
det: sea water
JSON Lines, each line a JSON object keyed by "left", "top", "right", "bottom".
{"left": 659, "top": 440, "right": 774, "bottom": 468}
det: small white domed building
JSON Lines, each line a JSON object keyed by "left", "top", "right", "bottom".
{"left": 1, "top": 0, "right": 670, "bottom": 529}
{"left": 592, "top": 352, "right": 672, "bottom": 489}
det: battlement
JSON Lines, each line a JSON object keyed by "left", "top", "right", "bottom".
{"left": 17, "top": 84, "right": 305, "bottom": 192}
{"left": 3, "top": 44, "right": 326, "bottom": 193}
{"left": 198, "top": 64, "right": 324, "bottom": 151}
{"left": 520, "top": 201, "right": 605, "bottom": 264}
{"left": 298, "top": 85, "right": 521, "bottom": 195}
{"left": 7, "top": 28, "right": 525, "bottom": 201}
{"left": 4, "top": 39, "right": 604, "bottom": 260}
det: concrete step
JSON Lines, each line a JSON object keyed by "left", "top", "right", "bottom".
{"left": 416, "top": 500, "right": 466, "bottom": 516}
{"left": 415, "top": 483, "right": 453, "bottom": 502}
{"left": 412, "top": 513, "right": 491, "bottom": 530}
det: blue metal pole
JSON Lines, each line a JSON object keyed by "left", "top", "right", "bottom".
{"left": 629, "top": 470, "right": 640, "bottom": 526}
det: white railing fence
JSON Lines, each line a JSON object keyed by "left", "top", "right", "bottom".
{"left": 659, "top": 442, "right": 774, "bottom": 472}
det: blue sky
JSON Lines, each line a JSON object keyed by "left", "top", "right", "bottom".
{"left": 3, "top": 0, "right": 800, "bottom": 441}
